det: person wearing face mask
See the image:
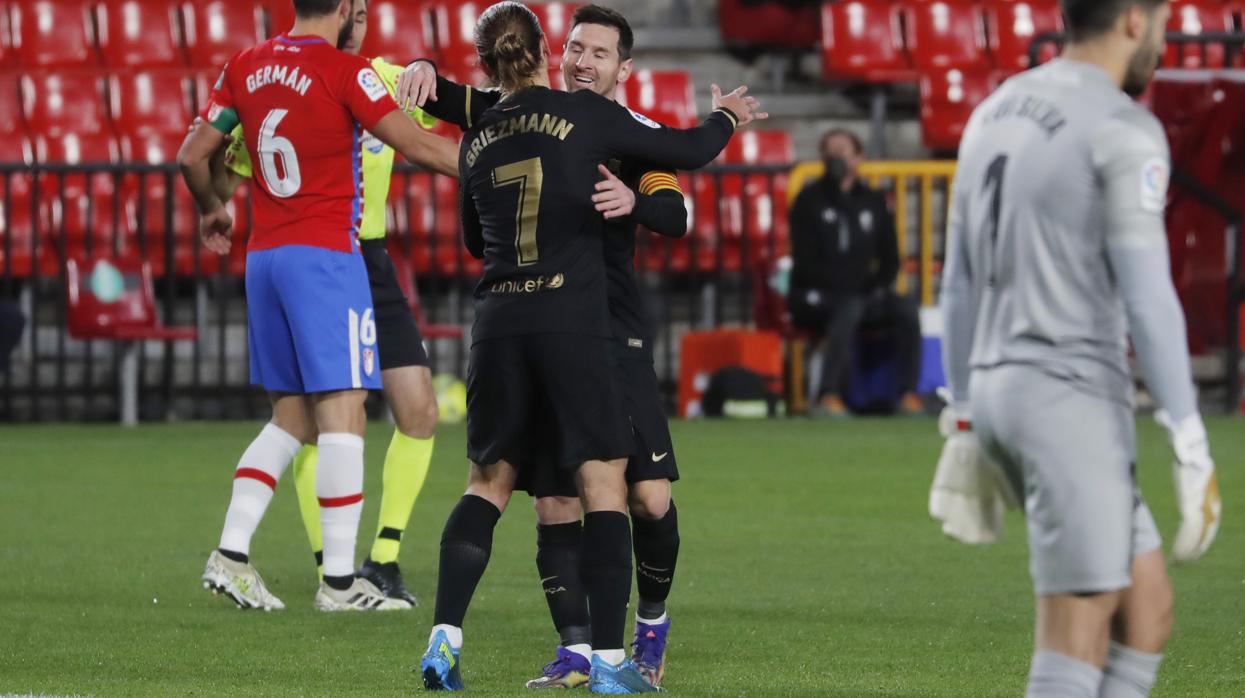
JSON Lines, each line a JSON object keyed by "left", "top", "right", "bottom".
{"left": 787, "top": 128, "right": 923, "bottom": 417}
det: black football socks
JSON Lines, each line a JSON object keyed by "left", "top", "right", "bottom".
{"left": 632, "top": 500, "right": 679, "bottom": 620}
{"left": 433, "top": 494, "right": 502, "bottom": 626}
{"left": 580, "top": 511, "right": 633, "bottom": 651}
{"left": 536, "top": 521, "right": 592, "bottom": 647}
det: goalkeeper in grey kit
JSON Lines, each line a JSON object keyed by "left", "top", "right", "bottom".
{"left": 935, "top": 1, "right": 1222, "bottom": 697}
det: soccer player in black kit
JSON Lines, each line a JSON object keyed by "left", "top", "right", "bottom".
{"left": 399, "top": 4, "right": 706, "bottom": 690}
{"left": 417, "top": 2, "right": 763, "bottom": 693}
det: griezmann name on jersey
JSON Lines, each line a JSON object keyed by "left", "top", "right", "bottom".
{"left": 201, "top": 34, "right": 400, "bottom": 253}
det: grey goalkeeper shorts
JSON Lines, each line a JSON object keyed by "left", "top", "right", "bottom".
{"left": 970, "top": 364, "right": 1162, "bottom": 595}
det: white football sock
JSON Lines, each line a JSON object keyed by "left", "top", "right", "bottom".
{"left": 431, "top": 624, "right": 463, "bottom": 650}
{"left": 565, "top": 644, "right": 592, "bottom": 662}
{"left": 593, "top": 649, "right": 626, "bottom": 666}
{"left": 316, "top": 433, "right": 365, "bottom": 579}
{"left": 218, "top": 423, "right": 301, "bottom": 555}
{"left": 1100, "top": 642, "right": 1162, "bottom": 698}
{"left": 637, "top": 611, "right": 668, "bottom": 625}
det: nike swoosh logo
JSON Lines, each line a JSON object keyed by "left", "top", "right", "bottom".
{"left": 541, "top": 576, "right": 558, "bottom": 584}
{"left": 651, "top": 452, "right": 668, "bottom": 462}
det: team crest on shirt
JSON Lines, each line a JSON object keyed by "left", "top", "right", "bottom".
{"left": 628, "top": 109, "right": 662, "bottom": 129}
{"left": 357, "top": 68, "right": 387, "bottom": 102}
{"left": 859, "top": 210, "right": 874, "bottom": 232}
{"left": 1139, "top": 157, "right": 1169, "bottom": 213}
{"left": 207, "top": 103, "right": 222, "bottom": 123}
{"left": 821, "top": 208, "right": 838, "bottom": 224}
{"left": 363, "top": 347, "right": 375, "bottom": 376}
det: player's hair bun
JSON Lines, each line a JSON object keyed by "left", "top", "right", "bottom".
{"left": 493, "top": 31, "right": 540, "bottom": 91}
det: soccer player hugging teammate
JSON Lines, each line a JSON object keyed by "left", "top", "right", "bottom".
{"left": 414, "top": 2, "right": 763, "bottom": 693}
{"left": 397, "top": 4, "right": 710, "bottom": 689}
{"left": 207, "top": 0, "right": 443, "bottom": 610}
{"left": 177, "top": 0, "right": 459, "bottom": 612}
{"left": 941, "top": 1, "right": 1221, "bottom": 696}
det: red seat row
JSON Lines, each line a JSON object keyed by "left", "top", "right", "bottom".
{"left": 823, "top": 0, "right": 1240, "bottom": 84}
{"left": 0, "top": 0, "right": 581, "bottom": 73}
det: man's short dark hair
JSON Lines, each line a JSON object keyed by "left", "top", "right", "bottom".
{"left": 294, "top": 0, "right": 342, "bottom": 19}
{"left": 1061, "top": 0, "right": 1166, "bottom": 42}
{"left": 570, "top": 5, "right": 634, "bottom": 61}
{"left": 821, "top": 128, "right": 863, "bottom": 156}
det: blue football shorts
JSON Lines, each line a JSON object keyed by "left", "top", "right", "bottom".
{"left": 245, "top": 245, "right": 381, "bottom": 394}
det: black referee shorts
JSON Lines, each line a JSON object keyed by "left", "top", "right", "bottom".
{"left": 360, "top": 239, "right": 428, "bottom": 370}
{"left": 466, "top": 333, "right": 632, "bottom": 480}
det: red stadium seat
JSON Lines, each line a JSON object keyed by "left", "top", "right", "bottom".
{"left": 820, "top": 1, "right": 912, "bottom": 82}
{"left": 182, "top": 0, "right": 264, "bottom": 69}
{"left": 363, "top": 0, "right": 434, "bottom": 65}
{"left": 10, "top": 0, "right": 98, "bottom": 68}
{"left": 529, "top": 1, "right": 578, "bottom": 66}
{"left": 429, "top": 0, "right": 486, "bottom": 84}
{"left": 718, "top": 0, "right": 819, "bottom": 49}
{"left": 986, "top": 1, "right": 1064, "bottom": 72}
{"left": 920, "top": 69, "right": 996, "bottom": 153}
{"left": 96, "top": 0, "right": 185, "bottom": 68}
{"left": 0, "top": 132, "right": 38, "bottom": 277}
{"left": 905, "top": 1, "right": 990, "bottom": 72}
{"left": 31, "top": 131, "right": 125, "bottom": 272}
{"left": 0, "top": 3, "right": 15, "bottom": 68}
{"left": 1165, "top": 1, "right": 1234, "bottom": 69}
{"left": 719, "top": 130, "right": 792, "bottom": 265}
{"left": 109, "top": 70, "right": 195, "bottom": 137}
{"left": 0, "top": 70, "right": 21, "bottom": 134}
{"left": 616, "top": 69, "right": 696, "bottom": 129}
{"left": 21, "top": 70, "right": 109, "bottom": 136}
{"left": 264, "top": 0, "right": 295, "bottom": 37}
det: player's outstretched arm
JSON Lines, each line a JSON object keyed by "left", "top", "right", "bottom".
{"left": 370, "top": 110, "right": 459, "bottom": 178}
{"left": 178, "top": 121, "right": 233, "bottom": 255}
{"left": 395, "top": 60, "right": 495, "bottom": 130}
{"left": 595, "top": 84, "right": 764, "bottom": 171}
{"left": 1098, "top": 110, "right": 1220, "bottom": 561}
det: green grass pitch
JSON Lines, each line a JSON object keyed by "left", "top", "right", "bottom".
{"left": 1, "top": 417, "right": 1241, "bottom": 696}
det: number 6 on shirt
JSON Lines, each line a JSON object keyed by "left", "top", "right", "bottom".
{"left": 259, "top": 108, "right": 302, "bottom": 197}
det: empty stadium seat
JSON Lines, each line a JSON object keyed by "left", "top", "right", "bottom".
{"left": 820, "top": 1, "right": 912, "bottom": 82}
{"left": 0, "top": 133, "right": 37, "bottom": 277}
{"left": 721, "top": 130, "right": 793, "bottom": 264}
{"left": 182, "top": 0, "right": 264, "bottom": 68}
{"left": 31, "top": 131, "right": 125, "bottom": 268}
{"left": 530, "top": 1, "right": 578, "bottom": 64}
{"left": 616, "top": 69, "right": 696, "bottom": 129}
{"left": 96, "top": 0, "right": 185, "bottom": 68}
{"left": 986, "top": 1, "right": 1064, "bottom": 72}
{"left": 363, "top": 0, "right": 434, "bottom": 65}
{"left": 718, "top": 0, "right": 819, "bottom": 49}
{"left": 905, "top": 1, "right": 990, "bottom": 72}
{"left": 21, "top": 71, "right": 110, "bottom": 136}
{"left": 0, "top": 70, "right": 21, "bottom": 135}
{"left": 109, "top": 70, "right": 194, "bottom": 137}
{"left": 10, "top": 0, "right": 98, "bottom": 67}
{"left": 0, "top": 3, "right": 15, "bottom": 68}
{"left": 118, "top": 130, "right": 219, "bottom": 275}
{"left": 429, "top": 1, "right": 486, "bottom": 84}
{"left": 1165, "top": 1, "right": 1234, "bottom": 69}
{"left": 920, "top": 69, "right": 995, "bottom": 152}
{"left": 264, "top": 0, "right": 295, "bottom": 37}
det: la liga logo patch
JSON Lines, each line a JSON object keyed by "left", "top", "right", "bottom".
{"left": 1139, "top": 157, "right": 1169, "bottom": 213}
{"left": 358, "top": 68, "right": 387, "bottom": 102}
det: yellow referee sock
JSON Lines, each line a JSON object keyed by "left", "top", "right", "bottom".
{"left": 369, "top": 430, "right": 434, "bottom": 564}
{"left": 290, "top": 445, "right": 324, "bottom": 577}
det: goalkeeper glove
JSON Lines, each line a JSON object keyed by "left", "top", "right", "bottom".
{"left": 1155, "top": 411, "right": 1221, "bottom": 562}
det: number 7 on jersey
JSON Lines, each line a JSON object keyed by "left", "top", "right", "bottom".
{"left": 493, "top": 157, "right": 544, "bottom": 266}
